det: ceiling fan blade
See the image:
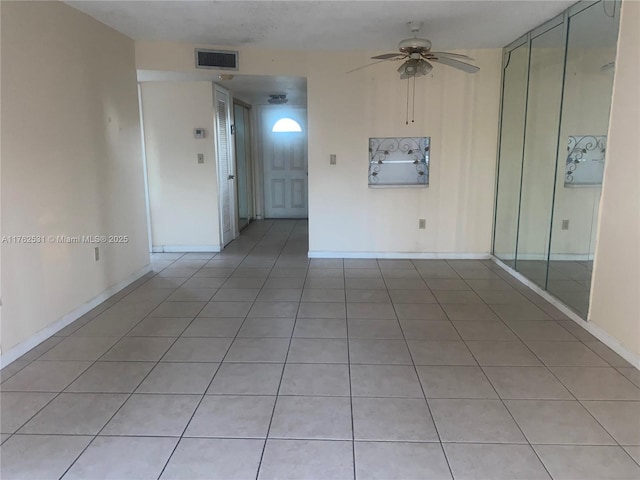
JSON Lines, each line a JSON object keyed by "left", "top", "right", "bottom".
{"left": 372, "top": 53, "right": 405, "bottom": 60}
{"left": 429, "top": 51, "right": 475, "bottom": 61}
{"left": 346, "top": 59, "right": 392, "bottom": 74}
{"left": 432, "top": 56, "right": 480, "bottom": 73}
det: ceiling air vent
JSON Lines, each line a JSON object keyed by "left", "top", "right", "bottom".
{"left": 195, "top": 49, "right": 238, "bottom": 70}
{"left": 268, "top": 94, "right": 288, "bottom": 105}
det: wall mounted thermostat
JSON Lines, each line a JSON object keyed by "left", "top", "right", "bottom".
{"left": 193, "top": 128, "right": 206, "bottom": 139}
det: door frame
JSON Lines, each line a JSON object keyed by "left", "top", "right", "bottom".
{"left": 213, "top": 84, "right": 237, "bottom": 246}
{"left": 232, "top": 98, "right": 255, "bottom": 231}
{"left": 259, "top": 105, "right": 308, "bottom": 219}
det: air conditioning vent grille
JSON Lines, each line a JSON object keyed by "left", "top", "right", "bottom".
{"left": 196, "top": 49, "right": 238, "bottom": 70}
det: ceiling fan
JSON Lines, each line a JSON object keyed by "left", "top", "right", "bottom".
{"left": 349, "top": 22, "right": 479, "bottom": 77}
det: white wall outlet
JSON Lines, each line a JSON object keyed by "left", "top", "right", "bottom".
{"left": 419, "top": 219, "right": 426, "bottom": 229}
{"left": 94, "top": 247, "right": 100, "bottom": 261}
{"left": 562, "top": 219, "right": 570, "bottom": 230}
{"left": 197, "top": 153, "right": 204, "bottom": 164}
{"left": 330, "top": 154, "right": 337, "bottom": 165}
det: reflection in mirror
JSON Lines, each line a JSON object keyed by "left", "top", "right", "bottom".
{"left": 547, "top": 1, "right": 620, "bottom": 317}
{"left": 493, "top": 44, "right": 529, "bottom": 268}
{"left": 515, "top": 24, "right": 565, "bottom": 290}
{"left": 492, "top": 0, "right": 621, "bottom": 319}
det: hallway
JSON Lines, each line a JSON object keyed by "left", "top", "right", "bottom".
{"left": 1, "top": 220, "right": 639, "bottom": 479}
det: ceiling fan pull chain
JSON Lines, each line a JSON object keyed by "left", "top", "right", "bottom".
{"left": 412, "top": 75, "right": 416, "bottom": 123}
{"left": 406, "top": 77, "right": 410, "bottom": 125}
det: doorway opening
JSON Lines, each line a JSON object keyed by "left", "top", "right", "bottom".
{"left": 260, "top": 106, "right": 308, "bottom": 219}
{"left": 233, "top": 100, "right": 254, "bottom": 231}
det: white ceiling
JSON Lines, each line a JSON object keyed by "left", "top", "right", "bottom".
{"left": 67, "top": 1, "right": 574, "bottom": 50}
{"left": 69, "top": 0, "right": 574, "bottom": 107}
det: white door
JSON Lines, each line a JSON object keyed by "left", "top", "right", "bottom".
{"left": 214, "top": 85, "right": 236, "bottom": 246}
{"left": 262, "top": 107, "right": 308, "bottom": 218}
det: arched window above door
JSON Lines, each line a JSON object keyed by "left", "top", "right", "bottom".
{"left": 271, "top": 118, "right": 302, "bottom": 133}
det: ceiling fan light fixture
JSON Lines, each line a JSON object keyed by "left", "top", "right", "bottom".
{"left": 398, "top": 59, "right": 432, "bottom": 78}
{"left": 398, "top": 59, "right": 417, "bottom": 76}
{"left": 419, "top": 60, "right": 433, "bottom": 76}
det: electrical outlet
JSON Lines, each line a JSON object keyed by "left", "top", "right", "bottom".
{"left": 197, "top": 153, "right": 204, "bottom": 164}
{"left": 562, "top": 219, "right": 570, "bottom": 230}
{"left": 94, "top": 247, "right": 100, "bottom": 261}
{"left": 419, "top": 219, "right": 426, "bottom": 229}
{"left": 330, "top": 154, "right": 337, "bottom": 165}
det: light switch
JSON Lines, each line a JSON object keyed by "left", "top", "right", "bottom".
{"left": 330, "top": 154, "right": 337, "bottom": 165}
{"left": 197, "top": 153, "right": 204, "bottom": 164}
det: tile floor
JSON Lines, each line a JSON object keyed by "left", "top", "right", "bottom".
{"left": 1, "top": 220, "right": 639, "bottom": 479}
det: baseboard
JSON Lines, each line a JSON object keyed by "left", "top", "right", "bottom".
{"left": 492, "top": 256, "right": 640, "bottom": 369}
{"left": 495, "top": 253, "right": 595, "bottom": 261}
{"left": 308, "top": 251, "right": 491, "bottom": 260}
{"left": 152, "top": 245, "right": 221, "bottom": 253}
{"left": 0, "top": 264, "right": 153, "bottom": 369}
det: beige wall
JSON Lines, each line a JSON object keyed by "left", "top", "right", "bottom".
{"left": 589, "top": 0, "right": 640, "bottom": 359}
{"left": 136, "top": 42, "right": 502, "bottom": 255}
{"left": 307, "top": 50, "right": 501, "bottom": 254}
{"left": 1, "top": 1, "right": 149, "bottom": 354}
{"left": 140, "top": 81, "right": 221, "bottom": 250}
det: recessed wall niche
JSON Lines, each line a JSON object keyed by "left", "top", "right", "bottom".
{"left": 368, "top": 137, "right": 430, "bottom": 187}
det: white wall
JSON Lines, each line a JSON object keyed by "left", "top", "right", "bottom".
{"left": 1, "top": 1, "right": 149, "bottom": 356}
{"left": 589, "top": 0, "right": 640, "bottom": 359}
{"left": 140, "top": 81, "right": 221, "bottom": 251}
{"left": 135, "top": 42, "right": 502, "bottom": 256}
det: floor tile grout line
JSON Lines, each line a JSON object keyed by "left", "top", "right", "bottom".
{"left": 437, "top": 262, "right": 619, "bottom": 466}
{"left": 15, "top": 389, "right": 640, "bottom": 401}
{"left": 6, "top": 431, "right": 637, "bottom": 448}
{"left": 56, "top": 250, "right": 208, "bottom": 479}
{"left": 344, "top": 264, "right": 357, "bottom": 480}
{"left": 152, "top": 219, "right": 293, "bottom": 479}
{"left": 4, "top": 360, "right": 102, "bottom": 453}
{"left": 382, "top": 260, "right": 456, "bottom": 480}
{"left": 57, "top": 225, "right": 282, "bottom": 478}
{"left": 574, "top": 397, "right": 635, "bottom": 456}
{"left": 254, "top": 220, "right": 309, "bottom": 480}
{"left": 420, "top": 260, "right": 624, "bottom": 374}
{"left": 454, "top": 322, "right": 556, "bottom": 480}
{"left": 54, "top": 338, "right": 183, "bottom": 477}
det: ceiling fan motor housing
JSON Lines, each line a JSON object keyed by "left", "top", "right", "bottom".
{"left": 398, "top": 37, "right": 432, "bottom": 53}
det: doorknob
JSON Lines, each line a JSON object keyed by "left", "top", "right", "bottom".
{"left": 228, "top": 175, "right": 235, "bottom": 180}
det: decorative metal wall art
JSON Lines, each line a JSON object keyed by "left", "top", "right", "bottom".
{"left": 565, "top": 135, "right": 606, "bottom": 186}
{"left": 368, "top": 137, "right": 430, "bottom": 187}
